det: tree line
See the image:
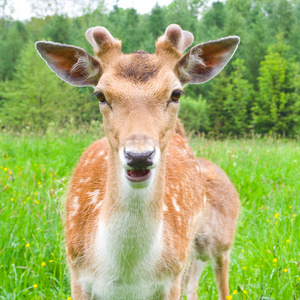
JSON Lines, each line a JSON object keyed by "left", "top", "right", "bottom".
{"left": 0, "top": 0, "right": 299, "bottom": 136}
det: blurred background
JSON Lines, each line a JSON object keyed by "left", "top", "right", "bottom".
{"left": 0, "top": 0, "right": 299, "bottom": 136}
{"left": 1, "top": 2, "right": 300, "bottom": 299}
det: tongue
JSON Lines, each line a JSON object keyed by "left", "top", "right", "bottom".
{"left": 127, "top": 169, "right": 149, "bottom": 178}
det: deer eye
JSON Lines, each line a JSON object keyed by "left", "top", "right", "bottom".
{"left": 93, "top": 91, "right": 107, "bottom": 103}
{"left": 170, "top": 90, "right": 184, "bottom": 103}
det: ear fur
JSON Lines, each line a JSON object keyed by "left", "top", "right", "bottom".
{"left": 177, "top": 36, "right": 240, "bottom": 85}
{"left": 35, "top": 41, "right": 102, "bottom": 87}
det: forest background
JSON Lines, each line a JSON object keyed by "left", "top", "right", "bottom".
{"left": 1, "top": 1, "right": 300, "bottom": 299}
{"left": 0, "top": 0, "right": 300, "bottom": 137}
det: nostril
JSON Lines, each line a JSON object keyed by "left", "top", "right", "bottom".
{"left": 124, "top": 149, "right": 156, "bottom": 168}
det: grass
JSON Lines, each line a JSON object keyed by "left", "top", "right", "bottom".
{"left": 0, "top": 127, "right": 299, "bottom": 299}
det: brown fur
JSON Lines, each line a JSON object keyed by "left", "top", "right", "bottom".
{"left": 175, "top": 118, "right": 186, "bottom": 138}
{"left": 117, "top": 52, "right": 160, "bottom": 83}
{"left": 36, "top": 24, "right": 240, "bottom": 300}
{"left": 66, "top": 134, "right": 239, "bottom": 299}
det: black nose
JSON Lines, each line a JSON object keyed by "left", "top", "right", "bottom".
{"left": 124, "top": 149, "right": 155, "bottom": 169}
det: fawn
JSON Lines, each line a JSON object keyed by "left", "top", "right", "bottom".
{"left": 36, "top": 24, "right": 240, "bottom": 300}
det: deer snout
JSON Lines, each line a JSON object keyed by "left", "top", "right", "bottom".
{"left": 119, "top": 137, "right": 160, "bottom": 186}
{"left": 124, "top": 149, "right": 156, "bottom": 169}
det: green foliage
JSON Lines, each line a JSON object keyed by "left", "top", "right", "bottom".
{"left": 1, "top": 0, "right": 300, "bottom": 136}
{"left": 148, "top": 4, "right": 167, "bottom": 38}
{"left": 253, "top": 37, "right": 300, "bottom": 136}
{"left": 208, "top": 59, "right": 253, "bottom": 135}
{"left": 0, "top": 42, "right": 100, "bottom": 130}
{"left": 42, "top": 14, "right": 71, "bottom": 43}
{"left": 179, "top": 95, "right": 210, "bottom": 133}
{"left": 0, "top": 20, "right": 28, "bottom": 80}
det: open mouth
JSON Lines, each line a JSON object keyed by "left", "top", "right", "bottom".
{"left": 125, "top": 169, "right": 151, "bottom": 182}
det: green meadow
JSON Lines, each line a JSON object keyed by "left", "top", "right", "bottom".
{"left": 0, "top": 127, "right": 299, "bottom": 299}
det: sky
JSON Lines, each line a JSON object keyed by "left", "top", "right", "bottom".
{"left": 10, "top": 0, "right": 174, "bottom": 20}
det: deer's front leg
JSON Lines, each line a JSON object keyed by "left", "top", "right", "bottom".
{"left": 70, "top": 269, "right": 89, "bottom": 300}
{"left": 165, "top": 276, "right": 182, "bottom": 300}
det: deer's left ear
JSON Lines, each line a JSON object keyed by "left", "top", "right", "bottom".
{"left": 176, "top": 36, "right": 240, "bottom": 85}
{"left": 35, "top": 41, "right": 102, "bottom": 87}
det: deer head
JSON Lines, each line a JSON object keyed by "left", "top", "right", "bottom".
{"left": 36, "top": 24, "right": 239, "bottom": 189}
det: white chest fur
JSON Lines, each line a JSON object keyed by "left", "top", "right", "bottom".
{"left": 78, "top": 185, "right": 167, "bottom": 299}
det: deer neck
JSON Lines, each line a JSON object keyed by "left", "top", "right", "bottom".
{"left": 96, "top": 146, "right": 166, "bottom": 268}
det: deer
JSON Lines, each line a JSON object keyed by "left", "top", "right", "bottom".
{"left": 36, "top": 24, "right": 240, "bottom": 300}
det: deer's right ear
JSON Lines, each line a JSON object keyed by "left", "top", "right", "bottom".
{"left": 35, "top": 41, "right": 102, "bottom": 87}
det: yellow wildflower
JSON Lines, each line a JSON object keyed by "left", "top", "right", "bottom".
{"left": 274, "top": 213, "right": 279, "bottom": 219}
{"left": 273, "top": 258, "right": 278, "bottom": 263}
{"left": 226, "top": 296, "right": 232, "bottom": 300}
{"left": 41, "top": 262, "right": 46, "bottom": 267}
{"left": 283, "top": 269, "right": 288, "bottom": 273}
{"left": 242, "top": 266, "right": 246, "bottom": 270}
{"left": 25, "top": 243, "right": 30, "bottom": 248}
{"left": 233, "top": 290, "right": 237, "bottom": 295}
{"left": 286, "top": 239, "right": 290, "bottom": 243}
{"left": 33, "top": 284, "right": 38, "bottom": 288}
{"left": 243, "top": 290, "right": 247, "bottom": 294}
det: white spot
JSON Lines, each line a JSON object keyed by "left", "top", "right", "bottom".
{"left": 163, "top": 204, "right": 168, "bottom": 211}
{"left": 79, "top": 177, "right": 91, "bottom": 183}
{"left": 172, "top": 197, "right": 180, "bottom": 212}
{"left": 87, "top": 189, "right": 100, "bottom": 205}
{"left": 69, "top": 196, "right": 79, "bottom": 219}
{"left": 196, "top": 165, "right": 200, "bottom": 173}
{"left": 94, "top": 200, "right": 103, "bottom": 211}
{"left": 203, "top": 193, "right": 207, "bottom": 206}
{"left": 98, "top": 150, "right": 105, "bottom": 156}
{"left": 83, "top": 159, "right": 89, "bottom": 166}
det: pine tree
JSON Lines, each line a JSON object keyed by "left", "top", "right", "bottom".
{"left": 0, "top": 42, "right": 99, "bottom": 130}
{"left": 253, "top": 36, "right": 300, "bottom": 136}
